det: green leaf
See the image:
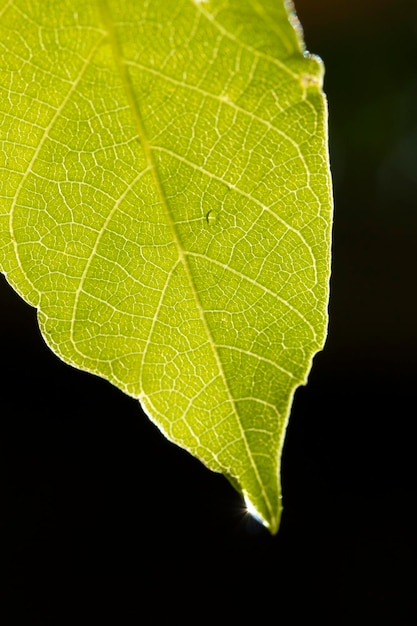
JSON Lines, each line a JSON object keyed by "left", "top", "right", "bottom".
{"left": 0, "top": 0, "right": 332, "bottom": 534}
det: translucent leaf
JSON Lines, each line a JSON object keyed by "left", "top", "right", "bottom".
{"left": 0, "top": 0, "right": 333, "bottom": 533}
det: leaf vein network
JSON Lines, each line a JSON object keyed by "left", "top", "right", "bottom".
{"left": 152, "top": 145, "right": 319, "bottom": 284}
{"left": 98, "top": 0, "right": 277, "bottom": 521}
{"left": 190, "top": 0, "right": 299, "bottom": 79}
{"left": 8, "top": 33, "right": 107, "bottom": 298}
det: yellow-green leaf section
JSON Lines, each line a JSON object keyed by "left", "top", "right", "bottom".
{"left": 0, "top": 0, "right": 332, "bottom": 533}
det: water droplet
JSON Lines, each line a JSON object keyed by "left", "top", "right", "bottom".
{"left": 244, "top": 494, "right": 267, "bottom": 529}
{"left": 206, "top": 210, "right": 218, "bottom": 226}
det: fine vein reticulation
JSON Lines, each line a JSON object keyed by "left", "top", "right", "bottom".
{"left": 0, "top": 0, "right": 333, "bottom": 533}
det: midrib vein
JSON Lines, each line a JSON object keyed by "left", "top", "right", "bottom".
{"left": 98, "top": 0, "right": 274, "bottom": 525}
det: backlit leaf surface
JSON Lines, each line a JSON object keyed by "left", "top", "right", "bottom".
{"left": 0, "top": 0, "right": 333, "bottom": 533}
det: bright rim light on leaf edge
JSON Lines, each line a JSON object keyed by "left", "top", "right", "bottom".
{"left": 244, "top": 494, "right": 268, "bottom": 528}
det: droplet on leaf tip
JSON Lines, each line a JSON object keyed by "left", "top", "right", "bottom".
{"left": 244, "top": 494, "right": 267, "bottom": 529}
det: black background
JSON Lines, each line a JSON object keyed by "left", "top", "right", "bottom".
{"left": 1, "top": 0, "right": 417, "bottom": 622}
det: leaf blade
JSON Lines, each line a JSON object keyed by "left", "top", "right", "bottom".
{"left": 0, "top": 0, "right": 332, "bottom": 533}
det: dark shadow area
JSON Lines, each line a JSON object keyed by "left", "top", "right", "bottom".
{"left": 1, "top": 0, "right": 417, "bottom": 623}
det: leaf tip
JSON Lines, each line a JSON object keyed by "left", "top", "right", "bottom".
{"left": 243, "top": 492, "right": 281, "bottom": 536}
